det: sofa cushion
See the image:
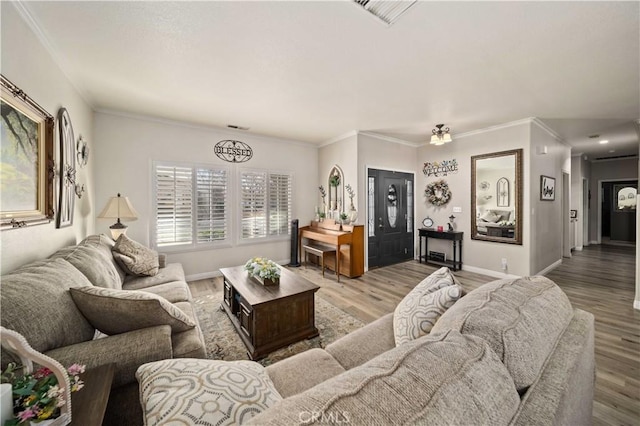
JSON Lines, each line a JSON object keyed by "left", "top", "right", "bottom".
{"left": 266, "top": 348, "right": 346, "bottom": 398}
{"left": 140, "top": 281, "right": 192, "bottom": 303}
{"left": 431, "top": 276, "right": 573, "bottom": 392}
{"left": 393, "top": 267, "right": 461, "bottom": 346}
{"left": 45, "top": 325, "right": 173, "bottom": 388}
{"left": 248, "top": 330, "right": 520, "bottom": 425}
{"left": 123, "top": 263, "right": 186, "bottom": 290}
{"left": 137, "top": 359, "right": 283, "bottom": 426}
{"left": 325, "top": 313, "right": 395, "bottom": 370}
{"left": 0, "top": 258, "right": 95, "bottom": 353}
{"left": 78, "top": 234, "right": 126, "bottom": 284}
{"left": 69, "top": 286, "right": 196, "bottom": 335}
{"left": 112, "top": 234, "right": 159, "bottom": 277}
{"left": 480, "top": 210, "right": 500, "bottom": 223}
{"left": 49, "top": 244, "right": 121, "bottom": 289}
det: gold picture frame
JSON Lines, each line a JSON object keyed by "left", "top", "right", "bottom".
{"left": 0, "top": 75, "right": 55, "bottom": 229}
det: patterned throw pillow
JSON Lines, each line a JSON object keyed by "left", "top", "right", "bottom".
{"left": 112, "top": 234, "right": 159, "bottom": 277}
{"left": 69, "top": 286, "right": 195, "bottom": 335}
{"left": 393, "top": 267, "right": 462, "bottom": 346}
{"left": 136, "top": 359, "right": 283, "bottom": 426}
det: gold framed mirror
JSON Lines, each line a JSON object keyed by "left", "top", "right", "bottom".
{"left": 471, "top": 149, "right": 523, "bottom": 245}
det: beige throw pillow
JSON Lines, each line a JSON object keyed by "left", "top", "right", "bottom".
{"left": 393, "top": 267, "right": 462, "bottom": 346}
{"left": 69, "top": 286, "right": 195, "bottom": 335}
{"left": 480, "top": 210, "right": 500, "bottom": 223}
{"left": 112, "top": 234, "right": 159, "bottom": 276}
{"left": 137, "top": 359, "right": 283, "bottom": 426}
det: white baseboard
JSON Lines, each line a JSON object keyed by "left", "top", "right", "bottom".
{"left": 574, "top": 246, "right": 583, "bottom": 251}
{"left": 536, "top": 259, "right": 562, "bottom": 276}
{"left": 589, "top": 240, "right": 599, "bottom": 245}
{"left": 634, "top": 300, "right": 640, "bottom": 311}
{"left": 185, "top": 258, "right": 294, "bottom": 282}
{"left": 461, "top": 264, "right": 520, "bottom": 279}
{"left": 185, "top": 271, "right": 221, "bottom": 282}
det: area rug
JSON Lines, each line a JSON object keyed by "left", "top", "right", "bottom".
{"left": 193, "top": 290, "right": 365, "bottom": 366}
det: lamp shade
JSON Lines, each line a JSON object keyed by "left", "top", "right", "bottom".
{"left": 98, "top": 193, "right": 139, "bottom": 220}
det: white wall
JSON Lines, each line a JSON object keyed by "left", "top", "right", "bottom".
{"left": 529, "top": 122, "right": 571, "bottom": 274}
{"left": 318, "top": 133, "right": 358, "bottom": 217}
{"left": 588, "top": 158, "right": 638, "bottom": 243}
{"left": 1, "top": 3, "right": 95, "bottom": 273}
{"left": 417, "top": 121, "right": 531, "bottom": 276}
{"left": 93, "top": 111, "right": 317, "bottom": 278}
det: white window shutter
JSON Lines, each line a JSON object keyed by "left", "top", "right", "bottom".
{"left": 155, "top": 165, "right": 193, "bottom": 247}
{"left": 196, "top": 168, "right": 228, "bottom": 242}
{"left": 240, "top": 171, "right": 267, "bottom": 239}
{"left": 269, "top": 173, "right": 292, "bottom": 236}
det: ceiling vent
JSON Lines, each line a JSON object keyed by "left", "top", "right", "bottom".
{"left": 353, "top": 0, "right": 417, "bottom": 26}
{"left": 594, "top": 153, "right": 638, "bottom": 161}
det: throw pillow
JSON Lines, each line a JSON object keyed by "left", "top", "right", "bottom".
{"left": 393, "top": 267, "right": 462, "bottom": 346}
{"left": 480, "top": 210, "right": 500, "bottom": 223}
{"left": 136, "top": 359, "right": 283, "bottom": 426}
{"left": 112, "top": 234, "right": 159, "bottom": 276}
{"left": 69, "top": 286, "right": 195, "bottom": 335}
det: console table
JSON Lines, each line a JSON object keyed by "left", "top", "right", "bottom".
{"left": 418, "top": 229, "right": 463, "bottom": 271}
{"left": 70, "top": 363, "right": 114, "bottom": 426}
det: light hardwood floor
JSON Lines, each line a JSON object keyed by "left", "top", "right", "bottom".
{"left": 193, "top": 244, "right": 638, "bottom": 425}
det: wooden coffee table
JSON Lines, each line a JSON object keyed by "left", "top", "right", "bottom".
{"left": 219, "top": 266, "right": 319, "bottom": 360}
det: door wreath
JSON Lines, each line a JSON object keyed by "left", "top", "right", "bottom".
{"left": 425, "top": 180, "right": 452, "bottom": 206}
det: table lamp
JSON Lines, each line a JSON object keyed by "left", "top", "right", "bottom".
{"left": 98, "top": 193, "right": 139, "bottom": 240}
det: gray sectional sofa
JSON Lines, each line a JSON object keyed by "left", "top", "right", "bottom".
{"left": 256, "top": 275, "right": 596, "bottom": 425}
{"left": 136, "top": 273, "right": 595, "bottom": 425}
{"left": 1, "top": 234, "right": 205, "bottom": 426}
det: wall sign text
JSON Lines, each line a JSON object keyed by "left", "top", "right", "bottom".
{"left": 214, "top": 140, "right": 253, "bottom": 163}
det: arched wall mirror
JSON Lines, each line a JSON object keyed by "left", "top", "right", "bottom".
{"left": 328, "top": 165, "right": 344, "bottom": 215}
{"left": 471, "top": 149, "right": 523, "bottom": 245}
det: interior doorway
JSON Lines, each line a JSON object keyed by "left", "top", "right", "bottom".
{"left": 562, "top": 172, "right": 571, "bottom": 258}
{"left": 599, "top": 179, "right": 637, "bottom": 244}
{"left": 367, "top": 169, "right": 414, "bottom": 268}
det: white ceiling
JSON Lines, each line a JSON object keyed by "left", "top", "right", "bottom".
{"left": 16, "top": 1, "right": 640, "bottom": 158}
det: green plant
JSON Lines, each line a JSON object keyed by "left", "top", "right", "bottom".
{"left": 329, "top": 174, "right": 340, "bottom": 187}
{"left": 340, "top": 212, "right": 348, "bottom": 221}
{"left": 319, "top": 212, "right": 326, "bottom": 219}
{"left": 244, "top": 257, "right": 281, "bottom": 281}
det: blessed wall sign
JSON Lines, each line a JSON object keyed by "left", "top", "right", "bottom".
{"left": 423, "top": 159, "right": 458, "bottom": 177}
{"left": 214, "top": 140, "right": 253, "bottom": 163}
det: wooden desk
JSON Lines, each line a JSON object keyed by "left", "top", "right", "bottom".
{"left": 70, "top": 363, "right": 114, "bottom": 426}
{"left": 299, "top": 222, "right": 364, "bottom": 280}
{"left": 418, "top": 229, "right": 463, "bottom": 271}
{"left": 220, "top": 266, "right": 319, "bottom": 360}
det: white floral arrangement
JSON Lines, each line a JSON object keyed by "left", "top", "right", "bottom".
{"left": 244, "top": 257, "right": 281, "bottom": 281}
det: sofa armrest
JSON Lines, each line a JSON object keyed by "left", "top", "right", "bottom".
{"left": 45, "top": 325, "right": 173, "bottom": 388}
{"left": 325, "top": 312, "right": 395, "bottom": 370}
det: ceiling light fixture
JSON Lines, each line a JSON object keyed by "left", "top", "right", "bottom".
{"left": 352, "top": 0, "right": 417, "bottom": 26}
{"left": 599, "top": 140, "right": 609, "bottom": 144}
{"left": 430, "top": 124, "right": 452, "bottom": 146}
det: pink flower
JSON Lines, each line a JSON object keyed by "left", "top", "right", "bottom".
{"left": 66, "top": 364, "right": 85, "bottom": 376}
{"left": 33, "top": 367, "right": 52, "bottom": 379}
{"left": 17, "top": 407, "right": 36, "bottom": 421}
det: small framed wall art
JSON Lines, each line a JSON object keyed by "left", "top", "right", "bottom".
{"left": 540, "top": 175, "right": 555, "bottom": 201}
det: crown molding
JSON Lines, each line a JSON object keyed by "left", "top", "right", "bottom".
{"left": 452, "top": 118, "right": 534, "bottom": 140}
{"left": 530, "top": 118, "right": 572, "bottom": 148}
{"left": 12, "top": 1, "right": 94, "bottom": 108}
{"left": 95, "top": 108, "right": 315, "bottom": 148}
{"left": 358, "top": 131, "right": 421, "bottom": 147}
{"left": 319, "top": 131, "right": 358, "bottom": 147}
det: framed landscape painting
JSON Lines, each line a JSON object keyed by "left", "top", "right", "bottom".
{"left": 540, "top": 175, "right": 555, "bottom": 201}
{"left": 0, "top": 75, "right": 55, "bottom": 229}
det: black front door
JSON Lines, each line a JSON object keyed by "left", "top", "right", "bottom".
{"left": 368, "top": 169, "right": 414, "bottom": 268}
{"left": 606, "top": 180, "right": 637, "bottom": 242}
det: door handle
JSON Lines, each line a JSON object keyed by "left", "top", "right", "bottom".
{"left": 378, "top": 217, "right": 384, "bottom": 229}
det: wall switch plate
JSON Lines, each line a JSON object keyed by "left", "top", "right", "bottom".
{"left": 453, "top": 207, "right": 462, "bottom": 213}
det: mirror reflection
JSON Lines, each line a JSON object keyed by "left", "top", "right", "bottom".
{"left": 471, "top": 149, "right": 523, "bottom": 245}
